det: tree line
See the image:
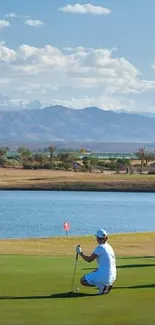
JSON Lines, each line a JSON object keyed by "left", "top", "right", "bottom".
{"left": 0, "top": 145, "right": 155, "bottom": 173}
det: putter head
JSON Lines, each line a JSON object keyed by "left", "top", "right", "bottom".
{"left": 71, "top": 287, "right": 79, "bottom": 292}
{"left": 74, "top": 287, "right": 80, "bottom": 292}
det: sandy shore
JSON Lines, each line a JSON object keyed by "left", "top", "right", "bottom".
{"left": 0, "top": 168, "right": 155, "bottom": 191}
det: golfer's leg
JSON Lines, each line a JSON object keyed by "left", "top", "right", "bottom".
{"left": 80, "top": 276, "right": 95, "bottom": 287}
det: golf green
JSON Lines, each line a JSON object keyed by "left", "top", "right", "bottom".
{"left": 0, "top": 255, "right": 154, "bottom": 325}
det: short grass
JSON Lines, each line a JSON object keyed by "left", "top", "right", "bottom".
{"left": 0, "top": 254, "right": 155, "bottom": 325}
{"left": 0, "top": 232, "right": 155, "bottom": 257}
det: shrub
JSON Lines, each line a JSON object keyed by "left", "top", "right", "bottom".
{"left": 98, "top": 161, "right": 106, "bottom": 167}
{"left": 0, "top": 157, "right": 6, "bottom": 167}
{"left": 148, "top": 170, "right": 155, "bottom": 175}
{"left": 23, "top": 163, "right": 33, "bottom": 170}
{"left": 5, "top": 159, "right": 21, "bottom": 168}
{"left": 63, "top": 162, "right": 72, "bottom": 170}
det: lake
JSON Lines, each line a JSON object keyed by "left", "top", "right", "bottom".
{"left": 0, "top": 191, "right": 155, "bottom": 239}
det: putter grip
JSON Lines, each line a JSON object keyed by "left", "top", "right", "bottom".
{"left": 76, "top": 244, "right": 80, "bottom": 259}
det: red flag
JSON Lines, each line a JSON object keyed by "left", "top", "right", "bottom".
{"left": 63, "top": 222, "right": 70, "bottom": 231}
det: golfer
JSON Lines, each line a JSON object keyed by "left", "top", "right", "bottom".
{"left": 76, "top": 229, "right": 116, "bottom": 295}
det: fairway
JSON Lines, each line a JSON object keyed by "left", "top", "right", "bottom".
{"left": 0, "top": 254, "right": 154, "bottom": 325}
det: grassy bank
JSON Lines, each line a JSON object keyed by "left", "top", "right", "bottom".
{"left": 0, "top": 232, "right": 155, "bottom": 257}
{"left": 1, "top": 168, "right": 155, "bottom": 191}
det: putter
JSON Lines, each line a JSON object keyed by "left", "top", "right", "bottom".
{"left": 71, "top": 244, "right": 80, "bottom": 292}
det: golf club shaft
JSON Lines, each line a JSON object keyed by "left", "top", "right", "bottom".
{"left": 71, "top": 258, "right": 78, "bottom": 290}
{"left": 71, "top": 249, "right": 79, "bottom": 291}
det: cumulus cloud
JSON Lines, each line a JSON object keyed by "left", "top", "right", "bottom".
{"left": 1, "top": 42, "right": 155, "bottom": 111}
{"left": 0, "top": 44, "right": 16, "bottom": 61}
{"left": 0, "top": 19, "right": 10, "bottom": 30}
{"left": 59, "top": 3, "right": 111, "bottom": 15}
{"left": 24, "top": 19, "right": 44, "bottom": 27}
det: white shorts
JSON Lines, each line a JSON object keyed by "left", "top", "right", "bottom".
{"left": 84, "top": 270, "right": 116, "bottom": 287}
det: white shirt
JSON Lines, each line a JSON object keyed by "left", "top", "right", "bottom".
{"left": 93, "top": 242, "right": 116, "bottom": 284}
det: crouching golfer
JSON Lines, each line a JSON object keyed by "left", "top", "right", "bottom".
{"left": 76, "top": 229, "right": 116, "bottom": 295}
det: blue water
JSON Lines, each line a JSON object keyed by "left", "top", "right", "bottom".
{"left": 0, "top": 191, "right": 155, "bottom": 239}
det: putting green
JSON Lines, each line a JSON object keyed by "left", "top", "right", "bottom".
{"left": 0, "top": 255, "right": 154, "bottom": 325}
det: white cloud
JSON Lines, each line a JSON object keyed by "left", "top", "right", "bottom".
{"left": 25, "top": 19, "right": 44, "bottom": 27}
{"left": 59, "top": 3, "right": 111, "bottom": 15}
{"left": 53, "top": 96, "right": 128, "bottom": 110}
{"left": 0, "top": 44, "right": 16, "bottom": 61}
{"left": 5, "top": 12, "right": 20, "bottom": 18}
{"left": 0, "top": 19, "right": 10, "bottom": 30}
{"left": 5, "top": 13, "right": 31, "bottom": 19}
{"left": 1, "top": 42, "right": 155, "bottom": 112}
{"left": 63, "top": 46, "right": 86, "bottom": 52}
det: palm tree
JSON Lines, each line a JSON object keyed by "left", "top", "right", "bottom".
{"left": 135, "top": 147, "right": 146, "bottom": 172}
{"left": 135, "top": 147, "right": 155, "bottom": 172}
{"left": 0, "top": 147, "right": 9, "bottom": 156}
{"left": 144, "top": 151, "right": 155, "bottom": 166}
{"left": 48, "top": 144, "right": 55, "bottom": 168}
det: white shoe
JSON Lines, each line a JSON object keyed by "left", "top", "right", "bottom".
{"left": 98, "top": 285, "right": 105, "bottom": 295}
{"left": 98, "top": 285, "right": 112, "bottom": 295}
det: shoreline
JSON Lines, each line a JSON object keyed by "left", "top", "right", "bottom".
{"left": 1, "top": 181, "right": 155, "bottom": 192}
{"left": 1, "top": 168, "right": 155, "bottom": 192}
{"left": 0, "top": 230, "right": 154, "bottom": 240}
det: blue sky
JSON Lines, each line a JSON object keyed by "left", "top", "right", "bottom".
{"left": 1, "top": 0, "right": 155, "bottom": 112}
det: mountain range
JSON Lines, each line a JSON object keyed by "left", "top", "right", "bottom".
{"left": 0, "top": 105, "right": 155, "bottom": 145}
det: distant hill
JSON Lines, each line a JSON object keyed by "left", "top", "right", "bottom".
{"left": 0, "top": 105, "right": 155, "bottom": 145}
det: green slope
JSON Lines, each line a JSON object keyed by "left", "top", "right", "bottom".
{"left": 0, "top": 255, "right": 154, "bottom": 325}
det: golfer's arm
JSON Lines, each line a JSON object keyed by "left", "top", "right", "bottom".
{"left": 80, "top": 252, "right": 97, "bottom": 263}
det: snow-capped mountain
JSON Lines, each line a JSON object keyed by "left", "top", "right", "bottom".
{"left": 0, "top": 94, "right": 46, "bottom": 111}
